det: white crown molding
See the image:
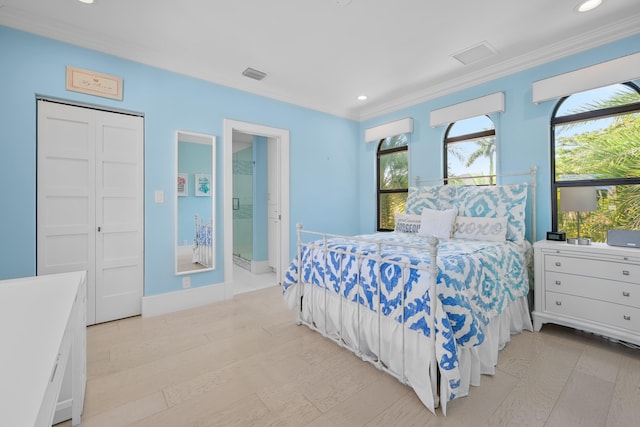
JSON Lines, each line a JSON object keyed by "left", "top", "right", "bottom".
{"left": 2, "top": 8, "right": 639, "bottom": 123}
{"left": 357, "top": 12, "right": 640, "bottom": 121}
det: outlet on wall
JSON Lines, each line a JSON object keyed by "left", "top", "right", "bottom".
{"left": 182, "top": 276, "right": 191, "bottom": 289}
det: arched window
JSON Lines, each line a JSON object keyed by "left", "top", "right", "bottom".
{"left": 377, "top": 134, "right": 409, "bottom": 231}
{"left": 444, "top": 115, "right": 496, "bottom": 185}
{"left": 551, "top": 82, "right": 640, "bottom": 242}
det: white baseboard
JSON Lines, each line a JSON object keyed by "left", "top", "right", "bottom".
{"left": 251, "top": 260, "right": 271, "bottom": 274}
{"left": 53, "top": 398, "right": 72, "bottom": 425}
{"left": 142, "top": 282, "right": 229, "bottom": 317}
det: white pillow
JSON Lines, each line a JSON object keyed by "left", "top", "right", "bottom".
{"left": 417, "top": 208, "right": 457, "bottom": 239}
{"left": 453, "top": 216, "right": 508, "bottom": 242}
{"left": 394, "top": 213, "right": 422, "bottom": 233}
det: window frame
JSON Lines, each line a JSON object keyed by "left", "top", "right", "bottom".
{"left": 443, "top": 115, "right": 496, "bottom": 185}
{"left": 376, "top": 135, "right": 409, "bottom": 231}
{"left": 550, "top": 81, "right": 640, "bottom": 232}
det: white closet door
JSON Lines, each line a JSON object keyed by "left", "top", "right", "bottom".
{"left": 37, "top": 100, "right": 143, "bottom": 325}
{"left": 94, "top": 111, "right": 144, "bottom": 323}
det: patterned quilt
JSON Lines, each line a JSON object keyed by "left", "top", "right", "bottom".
{"left": 282, "top": 232, "right": 531, "bottom": 401}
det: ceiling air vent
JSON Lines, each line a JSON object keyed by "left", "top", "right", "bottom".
{"left": 242, "top": 67, "right": 267, "bottom": 81}
{"left": 452, "top": 41, "right": 496, "bottom": 65}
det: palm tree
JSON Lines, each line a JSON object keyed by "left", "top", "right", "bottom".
{"left": 464, "top": 137, "right": 496, "bottom": 184}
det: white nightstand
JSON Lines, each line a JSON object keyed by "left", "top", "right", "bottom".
{"left": 533, "top": 240, "right": 640, "bottom": 346}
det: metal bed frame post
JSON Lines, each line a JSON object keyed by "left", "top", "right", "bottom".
{"left": 296, "top": 223, "right": 303, "bottom": 325}
{"left": 376, "top": 241, "right": 382, "bottom": 370}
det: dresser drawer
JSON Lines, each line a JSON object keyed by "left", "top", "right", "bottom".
{"left": 544, "top": 254, "right": 640, "bottom": 284}
{"left": 545, "top": 271, "right": 640, "bottom": 308}
{"left": 545, "top": 291, "right": 640, "bottom": 332}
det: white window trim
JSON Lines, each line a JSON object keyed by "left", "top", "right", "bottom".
{"left": 532, "top": 52, "right": 640, "bottom": 104}
{"left": 365, "top": 118, "right": 413, "bottom": 143}
{"left": 430, "top": 92, "right": 504, "bottom": 127}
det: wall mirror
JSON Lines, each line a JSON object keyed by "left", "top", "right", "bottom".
{"left": 175, "top": 131, "right": 216, "bottom": 275}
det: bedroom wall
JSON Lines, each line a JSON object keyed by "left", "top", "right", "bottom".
{"left": 358, "top": 34, "right": 640, "bottom": 242}
{"left": 0, "top": 26, "right": 360, "bottom": 296}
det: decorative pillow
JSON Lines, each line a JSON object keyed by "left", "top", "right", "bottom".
{"left": 405, "top": 185, "right": 456, "bottom": 215}
{"left": 394, "top": 213, "right": 422, "bottom": 233}
{"left": 453, "top": 216, "right": 508, "bottom": 242}
{"left": 454, "top": 184, "right": 528, "bottom": 241}
{"left": 417, "top": 208, "right": 458, "bottom": 239}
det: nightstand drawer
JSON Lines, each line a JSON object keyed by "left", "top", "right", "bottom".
{"left": 544, "top": 254, "right": 640, "bottom": 284}
{"left": 545, "top": 291, "right": 640, "bottom": 332}
{"left": 545, "top": 271, "right": 640, "bottom": 308}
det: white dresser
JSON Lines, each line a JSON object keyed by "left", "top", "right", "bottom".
{"left": 0, "top": 271, "right": 87, "bottom": 427}
{"left": 533, "top": 240, "right": 640, "bottom": 345}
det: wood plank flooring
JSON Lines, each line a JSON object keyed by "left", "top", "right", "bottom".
{"left": 56, "top": 282, "right": 640, "bottom": 426}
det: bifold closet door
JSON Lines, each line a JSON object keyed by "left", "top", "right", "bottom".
{"left": 37, "top": 100, "right": 144, "bottom": 325}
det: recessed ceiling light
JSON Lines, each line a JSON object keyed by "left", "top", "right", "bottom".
{"left": 357, "top": 95, "right": 367, "bottom": 101}
{"left": 77, "top": 0, "right": 94, "bottom": 4}
{"left": 577, "top": 0, "right": 602, "bottom": 12}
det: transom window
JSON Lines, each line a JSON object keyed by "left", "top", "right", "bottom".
{"left": 377, "top": 134, "right": 409, "bottom": 231}
{"left": 444, "top": 115, "right": 496, "bottom": 185}
{"left": 552, "top": 82, "right": 640, "bottom": 242}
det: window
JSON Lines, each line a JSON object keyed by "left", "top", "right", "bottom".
{"left": 444, "top": 115, "right": 496, "bottom": 185}
{"left": 551, "top": 82, "right": 640, "bottom": 242}
{"left": 377, "top": 133, "right": 409, "bottom": 231}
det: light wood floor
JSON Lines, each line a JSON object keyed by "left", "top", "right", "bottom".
{"left": 56, "top": 283, "right": 640, "bottom": 427}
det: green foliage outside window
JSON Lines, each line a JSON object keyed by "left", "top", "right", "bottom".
{"left": 554, "top": 84, "right": 640, "bottom": 242}
{"left": 378, "top": 134, "right": 408, "bottom": 230}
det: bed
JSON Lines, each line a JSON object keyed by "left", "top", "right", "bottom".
{"left": 282, "top": 168, "right": 536, "bottom": 415}
{"left": 192, "top": 214, "right": 213, "bottom": 267}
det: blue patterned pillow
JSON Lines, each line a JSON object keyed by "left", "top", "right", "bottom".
{"left": 454, "top": 184, "right": 528, "bottom": 241}
{"left": 405, "top": 185, "right": 456, "bottom": 215}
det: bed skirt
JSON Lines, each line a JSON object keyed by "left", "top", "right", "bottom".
{"left": 284, "top": 282, "right": 532, "bottom": 414}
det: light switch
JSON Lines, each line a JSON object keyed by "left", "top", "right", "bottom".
{"left": 154, "top": 190, "right": 164, "bottom": 203}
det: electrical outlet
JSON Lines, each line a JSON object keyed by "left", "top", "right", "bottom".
{"left": 182, "top": 276, "right": 191, "bottom": 289}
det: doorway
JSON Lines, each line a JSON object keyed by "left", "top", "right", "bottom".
{"left": 223, "top": 120, "right": 290, "bottom": 297}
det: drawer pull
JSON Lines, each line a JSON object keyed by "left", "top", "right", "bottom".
{"left": 624, "top": 315, "right": 631, "bottom": 321}
{"left": 623, "top": 291, "right": 631, "bottom": 297}
{"left": 555, "top": 262, "right": 562, "bottom": 267}
{"left": 555, "top": 280, "right": 561, "bottom": 285}
{"left": 555, "top": 301, "right": 562, "bottom": 306}
{"left": 623, "top": 270, "right": 630, "bottom": 276}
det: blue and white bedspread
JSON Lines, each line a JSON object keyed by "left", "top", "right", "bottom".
{"left": 282, "top": 232, "right": 531, "bottom": 409}
{"left": 195, "top": 224, "right": 212, "bottom": 246}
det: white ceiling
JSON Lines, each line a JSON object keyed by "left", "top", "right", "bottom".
{"left": 2, "top": 0, "right": 640, "bottom": 121}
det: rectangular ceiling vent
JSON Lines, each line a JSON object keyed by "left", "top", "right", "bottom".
{"left": 242, "top": 67, "right": 267, "bottom": 81}
{"left": 452, "top": 41, "right": 497, "bottom": 66}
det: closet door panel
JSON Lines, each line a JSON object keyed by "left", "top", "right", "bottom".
{"left": 94, "top": 112, "right": 143, "bottom": 323}
{"left": 37, "top": 101, "right": 96, "bottom": 324}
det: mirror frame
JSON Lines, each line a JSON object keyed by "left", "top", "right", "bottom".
{"left": 174, "top": 130, "right": 216, "bottom": 275}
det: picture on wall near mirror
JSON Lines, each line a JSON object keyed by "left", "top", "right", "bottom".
{"left": 177, "top": 173, "right": 188, "bottom": 196}
{"left": 195, "top": 173, "right": 211, "bottom": 196}
{"left": 175, "top": 131, "right": 216, "bottom": 275}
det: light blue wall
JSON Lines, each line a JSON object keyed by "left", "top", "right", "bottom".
{"left": 358, "top": 34, "right": 640, "bottom": 242}
{"left": 3, "top": 24, "right": 638, "bottom": 296}
{"left": 0, "top": 26, "right": 360, "bottom": 296}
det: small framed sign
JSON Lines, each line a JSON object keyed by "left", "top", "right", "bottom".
{"left": 66, "top": 66, "right": 123, "bottom": 100}
{"left": 195, "top": 174, "right": 211, "bottom": 197}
